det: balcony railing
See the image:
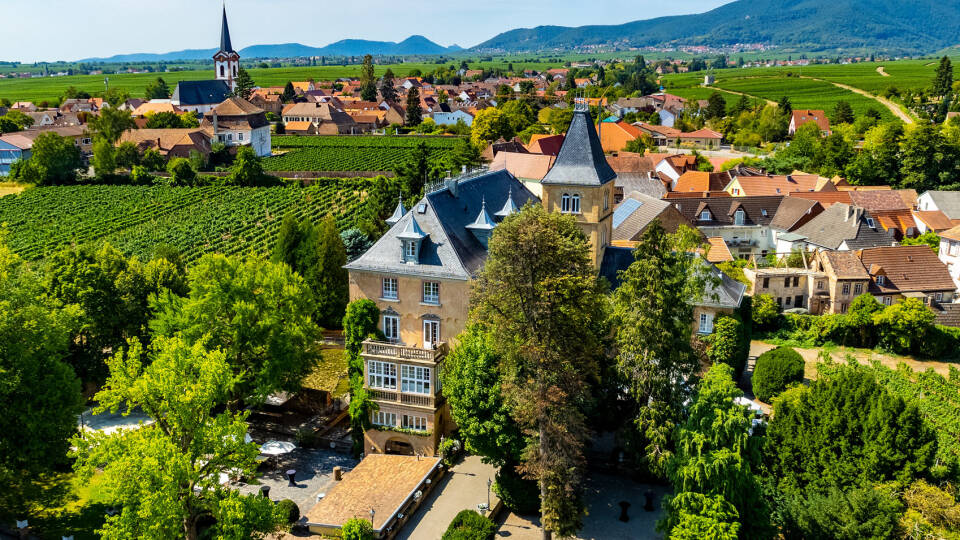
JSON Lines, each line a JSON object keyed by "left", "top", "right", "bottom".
{"left": 362, "top": 340, "right": 448, "bottom": 363}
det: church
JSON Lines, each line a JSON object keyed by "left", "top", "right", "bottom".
{"left": 171, "top": 6, "right": 240, "bottom": 114}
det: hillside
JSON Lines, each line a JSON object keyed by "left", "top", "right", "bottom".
{"left": 80, "top": 35, "right": 459, "bottom": 62}
{"left": 473, "top": 0, "right": 960, "bottom": 54}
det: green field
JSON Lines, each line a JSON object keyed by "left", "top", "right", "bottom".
{"left": 266, "top": 135, "right": 460, "bottom": 172}
{"left": 0, "top": 182, "right": 369, "bottom": 262}
{"left": 713, "top": 77, "right": 895, "bottom": 120}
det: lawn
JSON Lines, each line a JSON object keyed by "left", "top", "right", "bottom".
{"left": 23, "top": 471, "right": 111, "bottom": 540}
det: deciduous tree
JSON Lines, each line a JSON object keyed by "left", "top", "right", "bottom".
{"left": 19, "top": 131, "right": 84, "bottom": 185}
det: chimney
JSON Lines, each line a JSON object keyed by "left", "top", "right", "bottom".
{"left": 445, "top": 177, "right": 459, "bottom": 198}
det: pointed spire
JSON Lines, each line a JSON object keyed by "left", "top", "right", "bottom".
{"left": 467, "top": 196, "right": 497, "bottom": 231}
{"left": 397, "top": 215, "right": 427, "bottom": 240}
{"left": 494, "top": 187, "right": 519, "bottom": 218}
{"left": 542, "top": 105, "right": 617, "bottom": 187}
{"left": 385, "top": 193, "right": 406, "bottom": 226}
{"left": 219, "top": 5, "right": 235, "bottom": 54}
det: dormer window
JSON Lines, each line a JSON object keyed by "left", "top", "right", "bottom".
{"left": 700, "top": 210, "right": 711, "bottom": 221}
{"left": 404, "top": 241, "right": 418, "bottom": 259}
{"left": 876, "top": 275, "right": 886, "bottom": 286}
{"left": 866, "top": 218, "right": 876, "bottom": 228}
{"left": 734, "top": 209, "right": 745, "bottom": 225}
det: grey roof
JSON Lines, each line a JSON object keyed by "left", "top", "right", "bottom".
{"left": 396, "top": 216, "right": 426, "bottom": 240}
{"left": 219, "top": 6, "right": 235, "bottom": 54}
{"left": 599, "top": 248, "right": 744, "bottom": 309}
{"left": 172, "top": 80, "right": 231, "bottom": 106}
{"left": 924, "top": 191, "right": 960, "bottom": 219}
{"left": 791, "top": 203, "right": 894, "bottom": 250}
{"left": 542, "top": 109, "right": 617, "bottom": 186}
{"left": 770, "top": 197, "right": 821, "bottom": 231}
{"left": 466, "top": 198, "right": 497, "bottom": 231}
{"left": 933, "top": 303, "right": 960, "bottom": 328}
{"left": 672, "top": 196, "right": 783, "bottom": 227}
{"left": 612, "top": 192, "right": 674, "bottom": 241}
{"left": 616, "top": 173, "right": 667, "bottom": 198}
{"left": 345, "top": 170, "right": 539, "bottom": 280}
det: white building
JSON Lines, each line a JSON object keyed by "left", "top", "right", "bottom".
{"left": 202, "top": 97, "right": 271, "bottom": 157}
{"left": 430, "top": 109, "right": 474, "bottom": 127}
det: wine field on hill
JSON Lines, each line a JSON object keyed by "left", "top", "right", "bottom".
{"left": 0, "top": 181, "right": 370, "bottom": 263}
{"left": 265, "top": 135, "right": 461, "bottom": 172}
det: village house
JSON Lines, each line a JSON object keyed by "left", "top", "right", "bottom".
{"left": 938, "top": 225, "right": 960, "bottom": 290}
{"left": 200, "top": 97, "right": 271, "bottom": 157}
{"left": 789, "top": 109, "right": 831, "bottom": 136}
{"left": 430, "top": 108, "right": 474, "bottom": 127}
{"left": 282, "top": 102, "right": 358, "bottom": 134}
{"left": 612, "top": 191, "right": 696, "bottom": 242}
{"left": 671, "top": 195, "right": 783, "bottom": 259}
{"left": 778, "top": 203, "right": 894, "bottom": 253}
{"left": 119, "top": 128, "right": 212, "bottom": 160}
{"left": 606, "top": 152, "right": 671, "bottom": 202}
{"left": 918, "top": 190, "right": 960, "bottom": 220}
{"left": 859, "top": 245, "right": 956, "bottom": 306}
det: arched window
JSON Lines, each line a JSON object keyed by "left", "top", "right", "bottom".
{"left": 561, "top": 193, "right": 570, "bottom": 213}
{"left": 219, "top": 65, "right": 225, "bottom": 77}
{"left": 233, "top": 65, "right": 237, "bottom": 77}
{"left": 571, "top": 194, "right": 581, "bottom": 214}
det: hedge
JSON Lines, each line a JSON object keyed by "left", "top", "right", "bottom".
{"left": 493, "top": 466, "right": 540, "bottom": 515}
{"left": 441, "top": 509, "right": 496, "bottom": 540}
{"left": 752, "top": 347, "right": 804, "bottom": 402}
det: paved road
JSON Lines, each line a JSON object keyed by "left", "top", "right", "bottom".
{"left": 395, "top": 455, "right": 499, "bottom": 540}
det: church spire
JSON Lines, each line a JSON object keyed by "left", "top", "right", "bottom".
{"left": 219, "top": 5, "right": 235, "bottom": 54}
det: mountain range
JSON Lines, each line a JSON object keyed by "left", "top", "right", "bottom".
{"left": 80, "top": 35, "right": 462, "bottom": 63}
{"left": 474, "top": 0, "right": 960, "bottom": 54}
{"left": 79, "top": 0, "right": 960, "bottom": 63}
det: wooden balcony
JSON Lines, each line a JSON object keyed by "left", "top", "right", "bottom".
{"left": 361, "top": 340, "right": 448, "bottom": 364}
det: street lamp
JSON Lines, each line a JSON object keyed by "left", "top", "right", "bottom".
{"left": 487, "top": 477, "right": 492, "bottom": 511}
{"left": 369, "top": 508, "right": 375, "bottom": 527}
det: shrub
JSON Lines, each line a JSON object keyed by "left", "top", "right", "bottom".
{"left": 438, "top": 437, "right": 462, "bottom": 468}
{"left": 341, "top": 517, "right": 374, "bottom": 540}
{"left": 752, "top": 294, "right": 780, "bottom": 330}
{"left": 706, "top": 315, "right": 745, "bottom": 374}
{"left": 442, "top": 509, "right": 496, "bottom": 540}
{"left": 493, "top": 466, "right": 540, "bottom": 515}
{"left": 873, "top": 297, "right": 936, "bottom": 355}
{"left": 752, "top": 347, "right": 804, "bottom": 402}
{"left": 276, "top": 499, "right": 300, "bottom": 523}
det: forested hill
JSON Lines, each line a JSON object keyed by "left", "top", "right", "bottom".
{"left": 471, "top": 0, "right": 960, "bottom": 55}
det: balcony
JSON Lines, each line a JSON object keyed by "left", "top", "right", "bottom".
{"left": 368, "top": 388, "right": 439, "bottom": 410}
{"left": 362, "top": 340, "right": 448, "bottom": 364}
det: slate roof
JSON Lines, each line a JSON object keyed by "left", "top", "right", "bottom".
{"left": 219, "top": 6, "right": 235, "bottom": 54}
{"left": 612, "top": 192, "right": 690, "bottom": 241}
{"left": 859, "top": 246, "right": 955, "bottom": 294}
{"left": 791, "top": 203, "right": 893, "bottom": 250}
{"left": 922, "top": 191, "right": 960, "bottom": 219}
{"left": 345, "top": 170, "right": 539, "bottom": 280}
{"left": 770, "top": 197, "right": 823, "bottom": 231}
{"left": 172, "top": 80, "right": 231, "bottom": 106}
{"left": 542, "top": 109, "right": 617, "bottom": 186}
{"left": 671, "top": 196, "right": 783, "bottom": 226}
{"left": 615, "top": 174, "right": 667, "bottom": 199}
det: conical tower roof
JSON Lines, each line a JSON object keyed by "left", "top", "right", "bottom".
{"left": 219, "top": 6, "right": 236, "bottom": 54}
{"left": 542, "top": 105, "right": 617, "bottom": 186}
{"left": 385, "top": 195, "right": 406, "bottom": 226}
{"left": 466, "top": 197, "right": 497, "bottom": 231}
{"left": 397, "top": 215, "right": 427, "bottom": 240}
{"left": 494, "top": 187, "right": 519, "bottom": 218}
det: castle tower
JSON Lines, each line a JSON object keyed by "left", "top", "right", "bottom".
{"left": 213, "top": 6, "right": 240, "bottom": 91}
{"left": 541, "top": 99, "right": 617, "bottom": 267}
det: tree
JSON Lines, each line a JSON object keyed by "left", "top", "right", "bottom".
{"left": 706, "top": 315, "right": 745, "bottom": 373}
{"left": 103, "top": 87, "right": 131, "bottom": 108}
{"left": 446, "top": 138, "right": 483, "bottom": 171}
{"left": 666, "top": 493, "right": 740, "bottom": 540}
{"left": 704, "top": 92, "right": 727, "bottom": 120}
{"left": 832, "top": 100, "right": 855, "bottom": 125}
{"left": 613, "top": 222, "right": 710, "bottom": 475}
{"left": 167, "top": 157, "right": 196, "bottom": 185}
{"left": 341, "top": 518, "right": 374, "bottom": 540}
{"left": 115, "top": 141, "right": 140, "bottom": 170}
{"left": 500, "top": 100, "right": 536, "bottom": 134}
{"left": 233, "top": 67, "right": 255, "bottom": 100}
{"left": 471, "top": 108, "right": 514, "bottom": 146}
{"left": 661, "top": 364, "right": 771, "bottom": 538}
{"left": 19, "top": 131, "right": 84, "bottom": 185}
{"left": 145, "top": 111, "right": 187, "bottom": 129}
{"left": 145, "top": 77, "right": 171, "bottom": 99}
{"left": 751, "top": 347, "right": 804, "bottom": 402}
{"left": 343, "top": 299, "right": 382, "bottom": 456}
{"left": 150, "top": 254, "right": 319, "bottom": 406}
{"left": 0, "top": 239, "right": 83, "bottom": 516}
{"left": 405, "top": 87, "right": 423, "bottom": 126}
{"left": 357, "top": 176, "right": 400, "bottom": 240}
{"left": 471, "top": 205, "right": 606, "bottom": 539}
{"left": 442, "top": 325, "right": 525, "bottom": 467}
{"left": 787, "top": 483, "right": 904, "bottom": 540}
{"left": 0, "top": 110, "right": 34, "bottom": 133}
{"left": 141, "top": 147, "right": 166, "bottom": 171}
{"left": 360, "top": 54, "right": 377, "bottom": 102}
{"left": 341, "top": 228, "right": 373, "bottom": 261}
{"left": 73, "top": 337, "right": 284, "bottom": 540}
{"left": 380, "top": 69, "right": 398, "bottom": 103}
{"left": 774, "top": 96, "right": 793, "bottom": 119}
{"left": 281, "top": 81, "right": 297, "bottom": 103}
{"left": 902, "top": 230, "right": 940, "bottom": 252}
{"left": 313, "top": 215, "right": 349, "bottom": 329}
{"left": 872, "top": 297, "right": 936, "bottom": 354}
{"left": 933, "top": 56, "right": 954, "bottom": 98}
{"left": 92, "top": 138, "right": 117, "bottom": 178}
{"left": 230, "top": 146, "right": 267, "bottom": 186}
{"left": 900, "top": 121, "right": 960, "bottom": 192}
{"left": 89, "top": 106, "right": 135, "bottom": 144}
{"left": 393, "top": 141, "right": 433, "bottom": 201}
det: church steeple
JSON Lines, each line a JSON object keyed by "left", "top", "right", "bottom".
{"left": 213, "top": 5, "right": 240, "bottom": 91}
{"left": 219, "top": 5, "right": 235, "bottom": 54}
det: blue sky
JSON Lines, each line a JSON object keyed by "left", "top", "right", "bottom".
{"left": 6, "top": 0, "right": 731, "bottom": 63}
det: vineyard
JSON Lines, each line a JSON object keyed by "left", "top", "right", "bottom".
{"left": 0, "top": 181, "right": 370, "bottom": 263}
{"left": 264, "top": 135, "right": 461, "bottom": 172}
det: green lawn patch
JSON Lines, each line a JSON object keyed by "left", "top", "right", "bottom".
{"left": 302, "top": 347, "right": 350, "bottom": 398}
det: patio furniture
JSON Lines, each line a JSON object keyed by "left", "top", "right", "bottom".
{"left": 286, "top": 469, "right": 297, "bottom": 487}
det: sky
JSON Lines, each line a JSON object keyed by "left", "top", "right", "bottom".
{"left": 4, "top": 0, "right": 732, "bottom": 63}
